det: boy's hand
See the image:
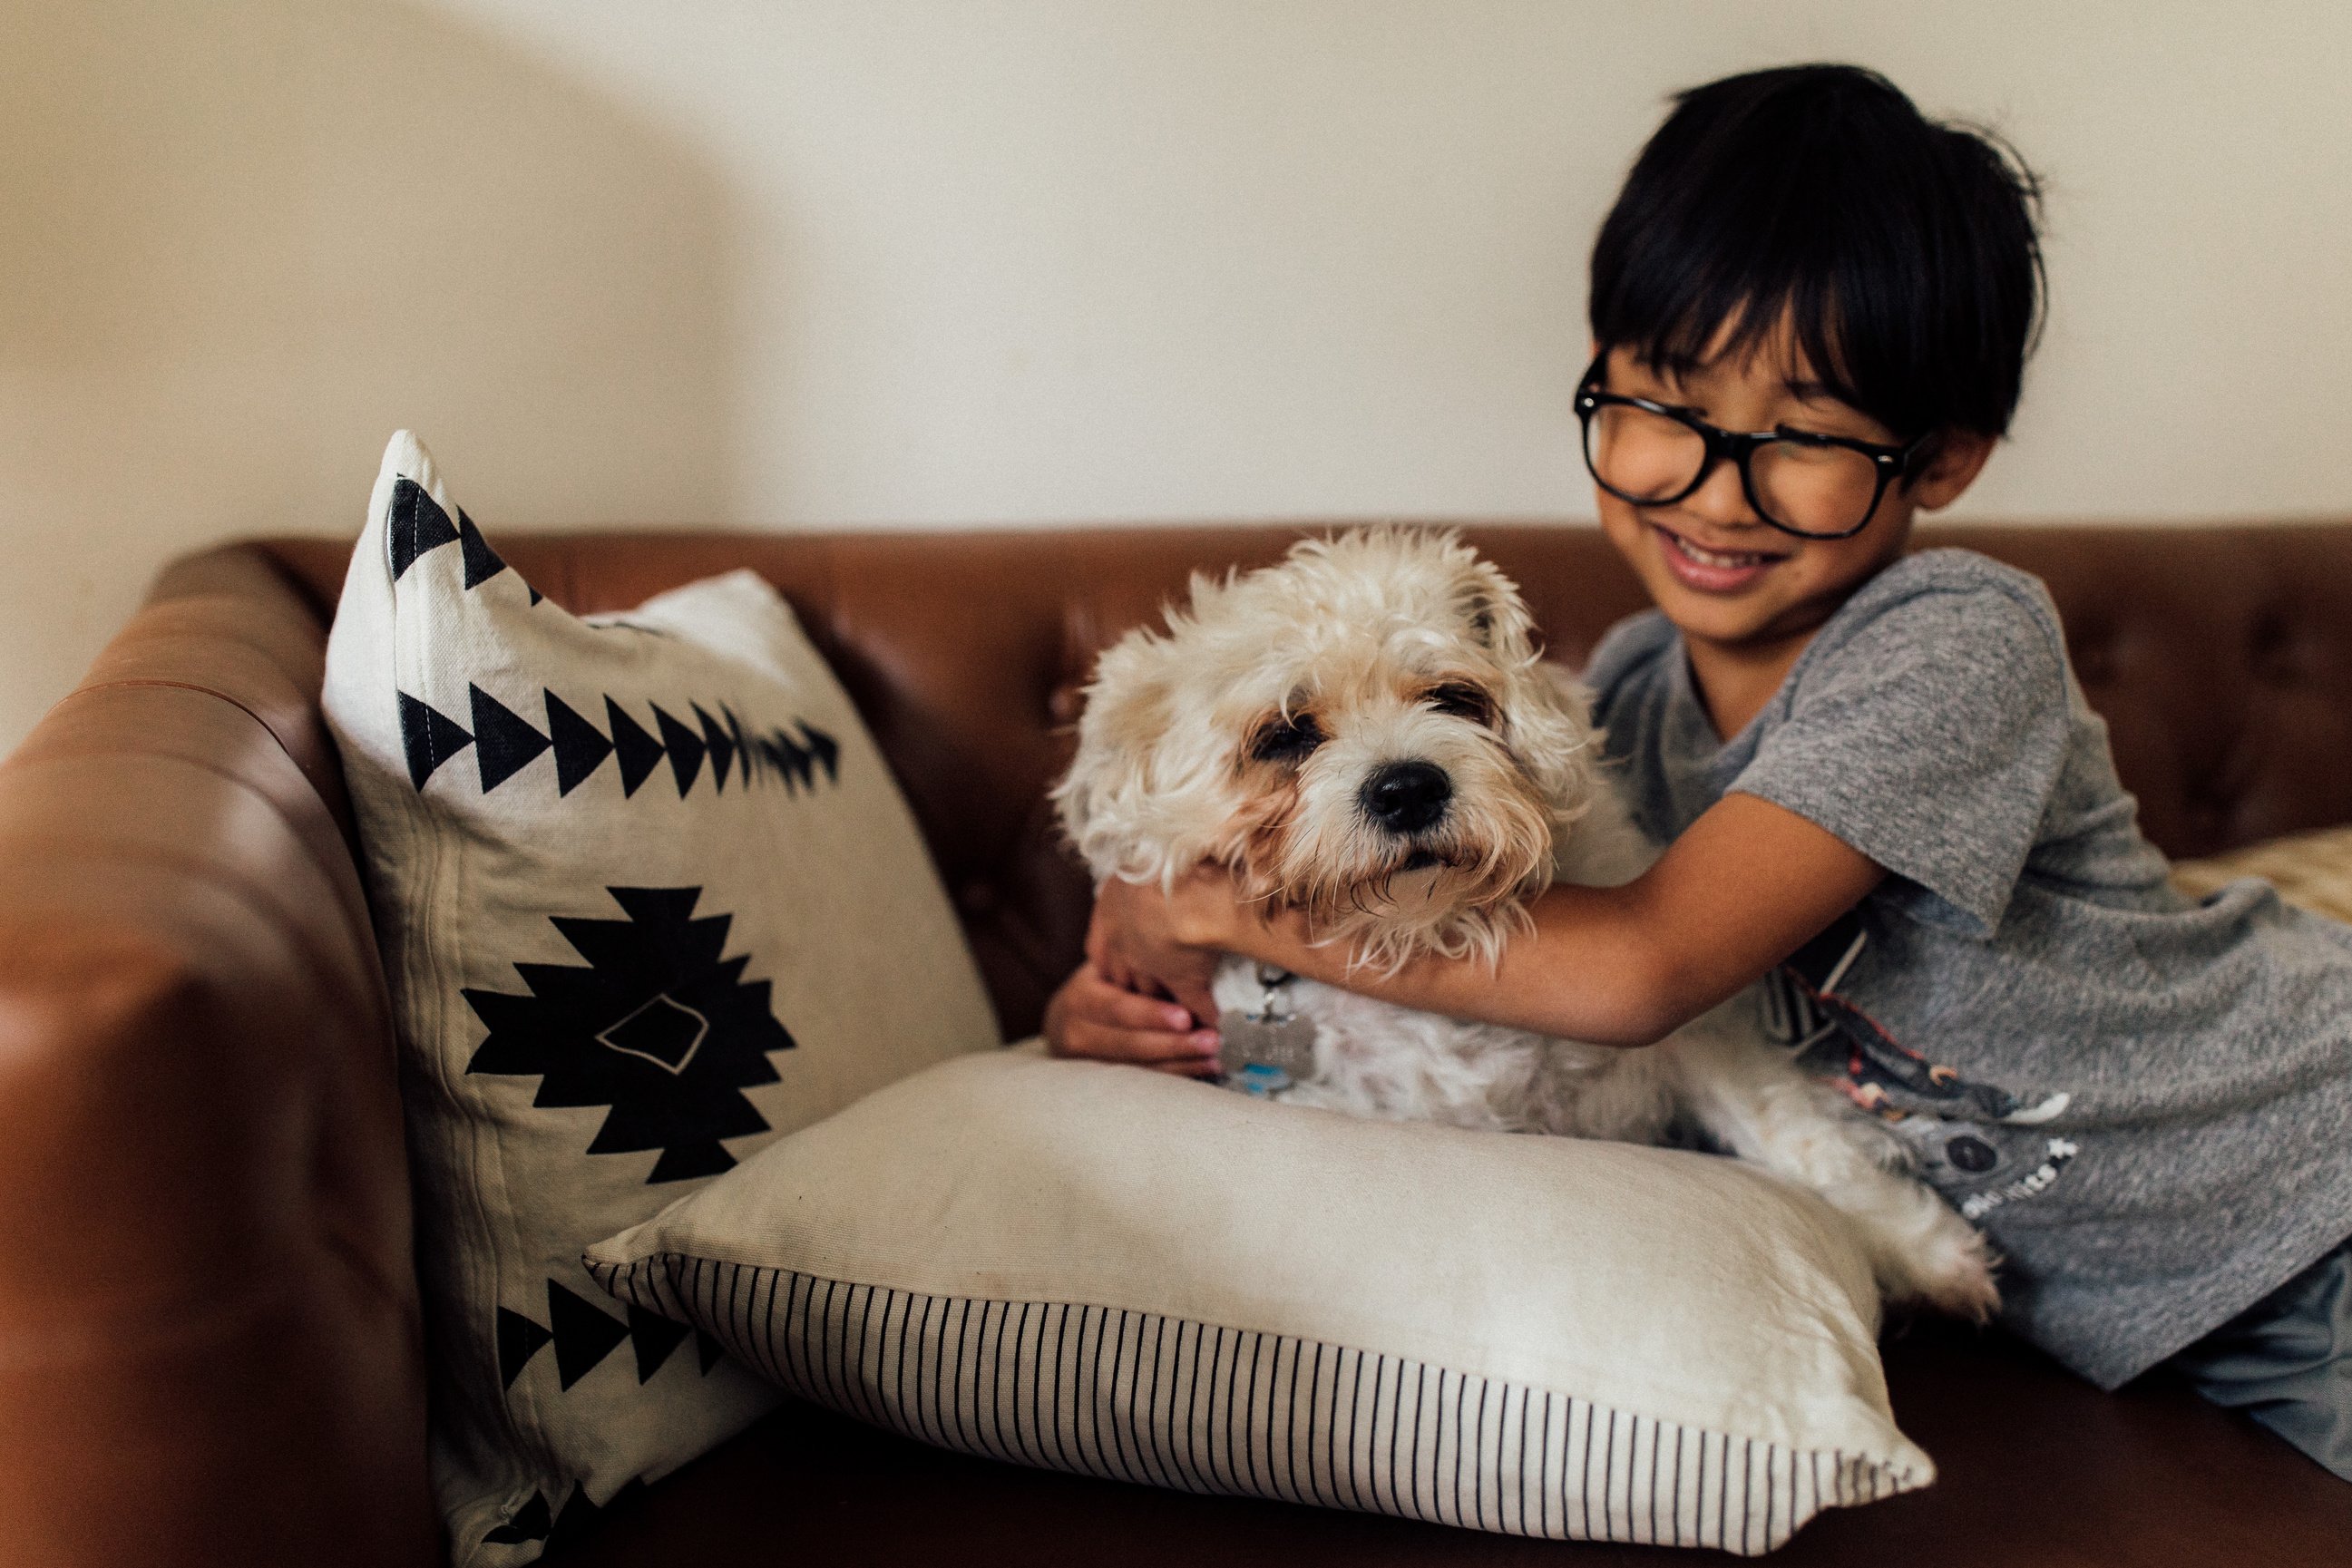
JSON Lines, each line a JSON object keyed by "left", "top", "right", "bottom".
{"left": 1043, "top": 960, "right": 1223, "bottom": 1076}
{"left": 1086, "top": 871, "right": 1231, "bottom": 1025}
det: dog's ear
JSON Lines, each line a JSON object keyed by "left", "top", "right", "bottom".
{"left": 1049, "top": 628, "right": 1183, "bottom": 882}
{"left": 1503, "top": 659, "right": 1600, "bottom": 824}
{"left": 1461, "top": 558, "right": 1537, "bottom": 660}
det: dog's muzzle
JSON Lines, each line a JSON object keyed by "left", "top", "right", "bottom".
{"left": 1361, "top": 759, "right": 1451, "bottom": 835}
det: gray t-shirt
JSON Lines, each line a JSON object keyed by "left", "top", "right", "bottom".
{"left": 1585, "top": 548, "right": 2352, "bottom": 1389}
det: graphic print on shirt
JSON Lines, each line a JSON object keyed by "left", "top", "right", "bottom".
{"left": 1766, "top": 913, "right": 2076, "bottom": 1218}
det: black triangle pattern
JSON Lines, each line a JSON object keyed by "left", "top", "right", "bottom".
{"left": 398, "top": 691, "right": 473, "bottom": 789}
{"left": 388, "top": 478, "right": 461, "bottom": 580}
{"left": 627, "top": 1302, "right": 691, "bottom": 1383}
{"left": 550, "top": 1479, "right": 644, "bottom": 1549}
{"left": 456, "top": 507, "right": 509, "bottom": 589}
{"left": 402, "top": 683, "right": 841, "bottom": 803}
{"left": 608, "top": 698, "right": 665, "bottom": 796}
{"left": 495, "top": 1305, "right": 553, "bottom": 1389}
{"left": 545, "top": 691, "right": 614, "bottom": 795}
{"left": 652, "top": 705, "right": 705, "bottom": 797}
{"left": 482, "top": 1488, "right": 551, "bottom": 1544}
{"left": 470, "top": 684, "right": 553, "bottom": 791}
{"left": 545, "top": 1279, "right": 632, "bottom": 1390}
{"left": 798, "top": 721, "right": 840, "bottom": 783}
{"left": 723, "top": 705, "right": 756, "bottom": 783}
{"left": 696, "top": 704, "right": 734, "bottom": 793}
{"left": 480, "top": 1479, "right": 648, "bottom": 1549}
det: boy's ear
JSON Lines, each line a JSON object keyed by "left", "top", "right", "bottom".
{"left": 1906, "top": 430, "right": 1996, "bottom": 511}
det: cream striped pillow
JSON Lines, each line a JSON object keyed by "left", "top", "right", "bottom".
{"left": 587, "top": 1045, "right": 1932, "bottom": 1554}
{"left": 2171, "top": 824, "right": 2352, "bottom": 924}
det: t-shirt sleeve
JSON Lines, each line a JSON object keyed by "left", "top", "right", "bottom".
{"left": 1578, "top": 609, "right": 1672, "bottom": 725}
{"left": 1729, "top": 577, "right": 2073, "bottom": 939}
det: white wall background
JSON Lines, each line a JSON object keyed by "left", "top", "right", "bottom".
{"left": 3, "top": 1, "right": 2348, "bottom": 751}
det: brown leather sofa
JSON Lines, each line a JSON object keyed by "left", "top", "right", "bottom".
{"left": 3, "top": 522, "right": 2350, "bottom": 1567}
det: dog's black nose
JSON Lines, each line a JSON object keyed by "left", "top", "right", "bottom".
{"left": 1361, "top": 760, "right": 1451, "bottom": 834}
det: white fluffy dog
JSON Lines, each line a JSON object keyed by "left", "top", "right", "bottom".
{"left": 1054, "top": 528, "right": 1997, "bottom": 1318}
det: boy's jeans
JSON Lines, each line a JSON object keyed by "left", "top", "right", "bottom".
{"left": 2170, "top": 1237, "right": 2352, "bottom": 1482}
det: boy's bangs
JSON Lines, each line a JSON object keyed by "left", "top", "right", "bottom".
{"left": 1595, "top": 101, "right": 1908, "bottom": 431}
{"left": 1588, "top": 64, "right": 2045, "bottom": 442}
{"left": 1620, "top": 274, "right": 1867, "bottom": 421}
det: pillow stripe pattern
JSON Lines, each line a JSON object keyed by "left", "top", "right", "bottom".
{"left": 589, "top": 1253, "right": 1927, "bottom": 1555}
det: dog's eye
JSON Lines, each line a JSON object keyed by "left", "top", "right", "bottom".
{"left": 1426, "top": 682, "right": 1495, "bottom": 727}
{"left": 1249, "top": 712, "right": 1324, "bottom": 764}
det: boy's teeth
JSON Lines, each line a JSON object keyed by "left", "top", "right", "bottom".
{"left": 1674, "top": 533, "right": 1770, "bottom": 568}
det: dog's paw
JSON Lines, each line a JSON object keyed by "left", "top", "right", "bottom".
{"left": 1901, "top": 1215, "right": 2001, "bottom": 1322}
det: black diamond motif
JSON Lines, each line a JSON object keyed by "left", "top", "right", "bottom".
{"left": 388, "top": 478, "right": 461, "bottom": 580}
{"left": 398, "top": 691, "right": 473, "bottom": 790}
{"left": 606, "top": 698, "right": 665, "bottom": 797}
{"left": 697, "top": 704, "right": 735, "bottom": 793}
{"left": 597, "top": 993, "right": 707, "bottom": 1074}
{"left": 496, "top": 1305, "right": 553, "bottom": 1388}
{"left": 545, "top": 690, "right": 614, "bottom": 795}
{"left": 470, "top": 683, "right": 552, "bottom": 791}
{"left": 456, "top": 507, "right": 509, "bottom": 589}
{"left": 464, "top": 886, "right": 793, "bottom": 1183}
{"left": 652, "top": 704, "right": 705, "bottom": 797}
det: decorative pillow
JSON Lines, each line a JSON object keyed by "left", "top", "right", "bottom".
{"left": 322, "top": 432, "right": 1000, "bottom": 1565}
{"left": 2171, "top": 824, "right": 2352, "bottom": 924}
{"left": 587, "top": 1045, "right": 1934, "bottom": 1556}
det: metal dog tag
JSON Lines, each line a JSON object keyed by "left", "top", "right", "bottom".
{"left": 1216, "top": 1011, "right": 1319, "bottom": 1084}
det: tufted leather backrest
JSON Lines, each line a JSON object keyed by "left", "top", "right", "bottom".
{"left": 0, "top": 518, "right": 2345, "bottom": 1566}
{"left": 260, "top": 521, "right": 2352, "bottom": 1043}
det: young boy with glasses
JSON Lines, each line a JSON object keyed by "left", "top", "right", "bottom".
{"left": 1045, "top": 63, "right": 2352, "bottom": 1480}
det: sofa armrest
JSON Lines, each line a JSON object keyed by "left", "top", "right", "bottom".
{"left": 0, "top": 547, "right": 435, "bottom": 1565}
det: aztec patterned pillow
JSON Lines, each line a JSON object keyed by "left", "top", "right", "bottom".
{"left": 588, "top": 1045, "right": 1934, "bottom": 1557}
{"left": 323, "top": 432, "right": 999, "bottom": 1565}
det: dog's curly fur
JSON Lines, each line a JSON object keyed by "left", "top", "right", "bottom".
{"left": 1055, "top": 528, "right": 1998, "bottom": 1318}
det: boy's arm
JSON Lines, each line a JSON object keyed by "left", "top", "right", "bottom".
{"left": 1109, "top": 792, "right": 1883, "bottom": 1047}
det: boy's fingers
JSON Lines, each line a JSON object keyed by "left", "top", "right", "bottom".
{"left": 1045, "top": 962, "right": 1222, "bottom": 1071}
{"left": 1169, "top": 976, "right": 1220, "bottom": 1027}
{"left": 1059, "top": 1023, "right": 1222, "bottom": 1066}
{"left": 1095, "top": 979, "right": 1204, "bottom": 1034}
{"left": 1147, "top": 1054, "right": 1225, "bottom": 1078}
{"left": 1091, "top": 1029, "right": 1223, "bottom": 1066}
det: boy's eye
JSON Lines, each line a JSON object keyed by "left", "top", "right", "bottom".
{"left": 1250, "top": 712, "right": 1324, "bottom": 764}
{"left": 1426, "top": 682, "right": 1495, "bottom": 726}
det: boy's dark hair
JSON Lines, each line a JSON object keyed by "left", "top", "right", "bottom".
{"left": 1589, "top": 63, "right": 2045, "bottom": 441}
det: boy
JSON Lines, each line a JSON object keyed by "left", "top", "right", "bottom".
{"left": 1045, "top": 63, "right": 2352, "bottom": 1479}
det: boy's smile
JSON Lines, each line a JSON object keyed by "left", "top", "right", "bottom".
{"left": 1587, "top": 336, "right": 1991, "bottom": 736}
{"left": 1646, "top": 518, "right": 1793, "bottom": 595}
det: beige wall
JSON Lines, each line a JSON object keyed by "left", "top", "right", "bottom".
{"left": 4, "top": 1, "right": 2347, "bottom": 752}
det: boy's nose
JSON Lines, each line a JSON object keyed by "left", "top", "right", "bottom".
{"left": 1678, "top": 453, "right": 1768, "bottom": 531}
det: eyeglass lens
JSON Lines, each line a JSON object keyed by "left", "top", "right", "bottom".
{"left": 1584, "top": 404, "right": 1883, "bottom": 538}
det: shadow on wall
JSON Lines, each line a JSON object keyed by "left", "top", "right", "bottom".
{"left": 0, "top": 0, "right": 741, "bottom": 753}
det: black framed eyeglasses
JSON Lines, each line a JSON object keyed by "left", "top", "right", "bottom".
{"left": 1573, "top": 355, "right": 1932, "bottom": 541}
